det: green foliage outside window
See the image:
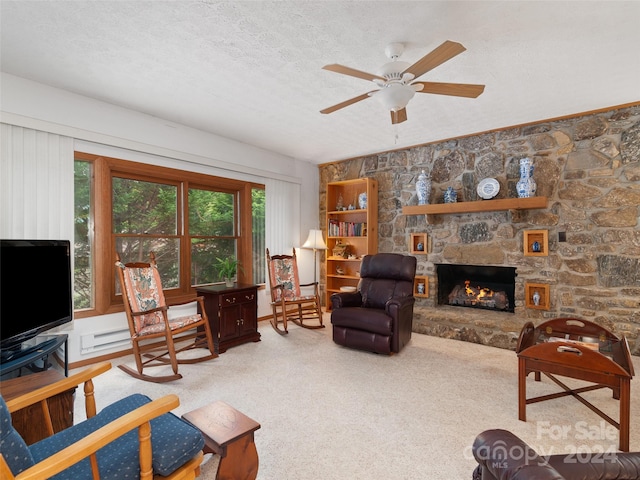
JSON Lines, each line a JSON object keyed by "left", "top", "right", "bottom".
{"left": 113, "top": 177, "right": 180, "bottom": 288}
{"left": 74, "top": 161, "right": 92, "bottom": 309}
{"left": 112, "top": 177, "right": 178, "bottom": 235}
{"left": 252, "top": 188, "right": 265, "bottom": 284}
{"left": 189, "top": 189, "right": 235, "bottom": 285}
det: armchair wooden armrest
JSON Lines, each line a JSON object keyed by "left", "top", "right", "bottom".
{"left": 1, "top": 394, "right": 202, "bottom": 480}
{"left": 1, "top": 364, "right": 204, "bottom": 480}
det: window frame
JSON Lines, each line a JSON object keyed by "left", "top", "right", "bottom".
{"left": 74, "top": 152, "right": 263, "bottom": 318}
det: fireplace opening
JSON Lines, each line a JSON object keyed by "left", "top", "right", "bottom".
{"left": 436, "top": 264, "right": 516, "bottom": 313}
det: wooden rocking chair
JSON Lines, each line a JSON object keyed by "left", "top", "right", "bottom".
{"left": 266, "top": 248, "right": 324, "bottom": 334}
{"left": 115, "top": 252, "right": 216, "bottom": 383}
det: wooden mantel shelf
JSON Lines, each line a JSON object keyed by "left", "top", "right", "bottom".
{"left": 402, "top": 196, "right": 548, "bottom": 216}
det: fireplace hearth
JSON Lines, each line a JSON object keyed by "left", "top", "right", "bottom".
{"left": 436, "top": 264, "right": 516, "bottom": 313}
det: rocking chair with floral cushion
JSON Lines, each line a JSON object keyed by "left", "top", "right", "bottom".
{"left": 266, "top": 248, "right": 324, "bottom": 334}
{"left": 115, "top": 252, "right": 216, "bottom": 383}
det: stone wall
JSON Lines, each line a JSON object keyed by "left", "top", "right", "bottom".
{"left": 319, "top": 105, "right": 640, "bottom": 354}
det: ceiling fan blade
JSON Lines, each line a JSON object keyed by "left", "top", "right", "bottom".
{"left": 391, "top": 108, "right": 408, "bottom": 125}
{"left": 403, "top": 40, "right": 467, "bottom": 79}
{"left": 413, "top": 81, "right": 485, "bottom": 98}
{"left": 320, "top": 91, "right": 377, "bottom": 114}
{"left": 323, "top": 64, "right": 387, "bottom": 82}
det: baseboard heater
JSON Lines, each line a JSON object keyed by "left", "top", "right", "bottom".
{"left": 81, "top": 327, "right": 131, "bottom": 354}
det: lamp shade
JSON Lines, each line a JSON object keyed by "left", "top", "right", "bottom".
{"left": 302, "top": 229, "right": 327, "bottom": 250}
{"left": 373, "top": 84, "right": 416, "bottom": 112}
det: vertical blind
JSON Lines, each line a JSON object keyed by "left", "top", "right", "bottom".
{"left": 264, "top": 178, "right": 301, "bottom": 257}
{"left": 0, "top": 124, "right": 74, "bottom": 240}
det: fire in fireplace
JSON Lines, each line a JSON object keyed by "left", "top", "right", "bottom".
{"left": 436, "top": 264, "right": 516, "bottom": 313}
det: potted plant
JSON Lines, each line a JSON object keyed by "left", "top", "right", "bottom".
{"left": 215, "top": 256, "right": 241, "bottom": 287}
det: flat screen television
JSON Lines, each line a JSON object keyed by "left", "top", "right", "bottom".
{"left": 1, "top": 239, "right": 73, "bottom": 355}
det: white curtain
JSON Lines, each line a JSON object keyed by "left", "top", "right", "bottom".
{"left": 1, "top": 124, "right": 74, "bottom": 240}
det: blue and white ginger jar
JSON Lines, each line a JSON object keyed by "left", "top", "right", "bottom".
{"left": 416, "top": 170, "right": 431, "bottom": 205}
{"left": 444, "top": 186, "right": 457, "bottom": 204}
{"left": 358, "top": 192, "right": 367, "bottom": 209}
{"left": 516, "top": 158, "right": 537, "bottom": 198}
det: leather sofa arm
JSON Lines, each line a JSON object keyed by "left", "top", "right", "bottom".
{"left": 473, "top": 429, "right": 564, "bottom": 480}
{"left": 330, "top": 291, "right": 363, "bottom": 309}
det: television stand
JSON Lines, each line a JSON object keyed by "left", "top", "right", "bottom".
{"left": 0, "top": 334, "right": 68, "bottom": 379}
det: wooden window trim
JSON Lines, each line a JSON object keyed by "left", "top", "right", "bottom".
{"left": 74, "top": 152, "right": 261, "bottom": 318}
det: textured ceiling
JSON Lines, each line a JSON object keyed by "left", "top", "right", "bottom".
{"left": 1, "top": 1, "right": 639, "bottom": 164}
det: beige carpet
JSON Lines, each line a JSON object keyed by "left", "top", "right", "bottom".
{"left": 73, "top": 316, "right": 640, "bottom": 479}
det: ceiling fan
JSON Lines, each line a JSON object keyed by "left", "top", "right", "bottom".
{"left": 320, "top": 41, "right": 485, "bottom": 125}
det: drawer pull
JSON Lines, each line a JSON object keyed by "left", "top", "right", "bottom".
{"left": 245, "top": 294, "right": 255, "bottom": 300}
{"left": 225, "top": 297, "right": 236, "bottom": 304}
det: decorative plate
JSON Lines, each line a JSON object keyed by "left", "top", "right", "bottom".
{"left": 477, "top": 178, "right": 500, "bottom": 199}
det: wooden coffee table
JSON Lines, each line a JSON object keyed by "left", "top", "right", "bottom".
{"left": 517, "top": 318, "right": 634, "bottom": 451}
{"left": 182, "top": 401, "right": 261, "bottom": 480}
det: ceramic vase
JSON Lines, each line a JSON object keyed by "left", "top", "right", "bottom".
{"left": 443, "top": 186, "right": 457, "bottom": 204}
{"left": 532, "top": 290, "right": 541, "bottom": 306}
{"left": 416, "top": 170, "right": 431, "bottom": 205}
{"left": 358, "top": 192, "right": 367, "bottom": 209}
{"left": 516, "top": 158, "right": 537, "bottom": 198}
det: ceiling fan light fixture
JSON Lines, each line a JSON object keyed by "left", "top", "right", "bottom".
{"left": 377, "top": 60, "right": 410, "bottom": 80}
{"left": 321, "top": 40, "right": 485, "bottom": 124}
{"left": 374, "top": 84, "right": 416, "bottom": 112}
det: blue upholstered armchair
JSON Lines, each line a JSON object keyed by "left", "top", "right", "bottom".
{"left": 0, "top": 363, "right": 204, "bottom": 479}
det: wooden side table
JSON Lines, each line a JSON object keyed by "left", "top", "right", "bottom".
{"left": 196, "top": 284, "right": 261, "bottom": 353}
{"left": 0, "top": 369, "right": 75, "bottom": 444}
{"left": 182, "top": 401, "right": 260, "bottom": 480}
{"left": 516, "top": 318, "right": 634, "bottom": 451}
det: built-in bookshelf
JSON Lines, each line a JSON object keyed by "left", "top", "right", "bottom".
{"left": 325, "top": 178, "right": 378, "bottom": 309}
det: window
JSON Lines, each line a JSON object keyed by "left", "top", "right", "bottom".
{"left": 73, "top": 152, "right": 264, "bottom": 317}
{"left": 189, "top": 187, "right": 236, "bottom": 285}
{"left": 251, "top": 187, "right": 265, "bottom": 285}
{"left": 74, "top": 160, "right": 93, "bottom": 309}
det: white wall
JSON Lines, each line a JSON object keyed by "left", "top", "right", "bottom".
{"left": 1, "top": 73, "right": 321, "bottom": 364}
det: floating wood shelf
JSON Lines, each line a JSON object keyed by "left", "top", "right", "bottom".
{"left": 402, "top": 196, "right": 548, "bottom": 216}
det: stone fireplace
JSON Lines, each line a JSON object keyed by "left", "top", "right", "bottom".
{"left": 319, "top": 104, "right": 640, "bottom": 355}
{"left": 436, "top": 264, "right": 516, "bottom": 313}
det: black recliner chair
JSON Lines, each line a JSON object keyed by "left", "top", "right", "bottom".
{"left": 330, "top": 253, "right": 417, "bottom": 354}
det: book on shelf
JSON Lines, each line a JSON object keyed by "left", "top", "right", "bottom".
{"left": 328, "top": 220, "right": 367, "bottom": 237}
